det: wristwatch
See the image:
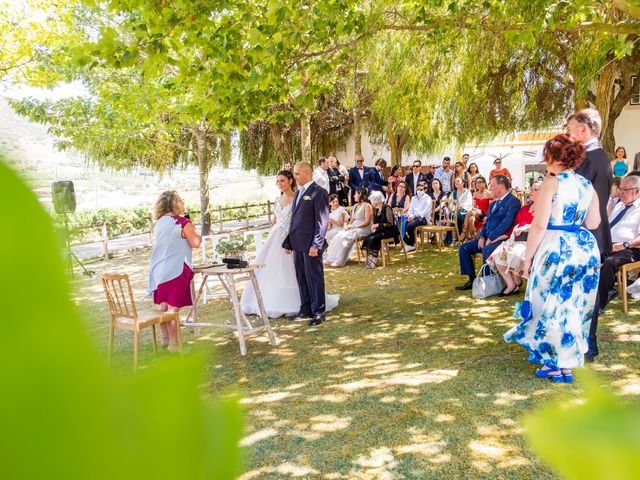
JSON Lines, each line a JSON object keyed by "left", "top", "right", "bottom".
{"left": 623, "top": 241, "right": 631, "bottom": 249}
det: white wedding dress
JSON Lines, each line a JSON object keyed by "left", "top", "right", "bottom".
{"left": 240, "top": 196, "right": 340, "bottom": 318}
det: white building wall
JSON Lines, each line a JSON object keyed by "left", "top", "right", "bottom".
{"left": 334, "top": 103, "right": 640, "bottom": 187}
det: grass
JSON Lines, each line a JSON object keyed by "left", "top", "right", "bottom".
{"left": 72, "top": 246, "right": 640, "bottom": 479}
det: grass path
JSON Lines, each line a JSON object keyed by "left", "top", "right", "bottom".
{"left": 74, "top": 247, "right": 640, "bottom": 479}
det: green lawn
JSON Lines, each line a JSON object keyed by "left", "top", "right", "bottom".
{"left": 74, "top": 246, "right": 640, "bottom": 480}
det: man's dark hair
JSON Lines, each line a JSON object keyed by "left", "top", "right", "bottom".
{"left": 492, "top": 174, "right": 511, "bottom": 190}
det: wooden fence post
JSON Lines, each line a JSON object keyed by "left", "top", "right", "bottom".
{"left": 101, "top": 221, "right": 109, "bottom": 259}
{"left": 266, "top": 200, "right": 272, "bottom": 224}
{"left": 245, "top": 202, "right": 250, "bottom": 228}
{"left": 218, "top": 206, "right": 223, "bottom": 233}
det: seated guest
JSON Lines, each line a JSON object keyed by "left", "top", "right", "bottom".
{"left": 486, "top": 181, "right": 541, "bottom": 295}
{"left": 324, "top": 188, "right": 372, "bottom": 267}
{"left": 461, "top": 176, "right": 492, "bottom": 241}
{"left": 429, "top": 179, "right": 448, "bottom": 221}
{"left": 388, "top": 165, "right": 403, "bottom": 194}
{"left": 586, "top": 174, "right": 640, "bottom": 362}
{"left": 451, "top": 177, "right": 473, "bottom": 238}
{"left": 326, "top": 194, "right": 349, "bottom": 243}
{"left": 361, "top": 191, "right": 397, "bottom": 268}
{"left": 386, "top": 180, "right": 411, "bottom": 214}
{"left": 455, "top": 175, "right": 521, "bottom": 290}
{"left": 365, "top": 158, "right": 389, "bottom": 194}
{"left": 402, "top": 184, "right": 432, "bottom": 252}
{"left": 607, "top": 176, "right": 622, "bottom": 216}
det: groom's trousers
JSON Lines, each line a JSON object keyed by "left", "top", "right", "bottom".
{"left": 293, "top": 250, "right": 326, "bottom": 317}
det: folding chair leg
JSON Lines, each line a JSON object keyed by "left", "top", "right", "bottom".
{"left": 175, "top": 316, "right": 183, "bottom": 353}
{"left": 151, "top": 324, "right": 157, "bottom": 353}
{"left": 133, "top": 329, "right": 139, "bottom": 370}
{"left": 107, "top": 325, "right": 114, "bottom": 366}
{"left": 622, "top": 270, "right": 629, "bottom": 314}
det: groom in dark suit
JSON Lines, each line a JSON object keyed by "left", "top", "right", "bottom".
{"left": 455, "top": 175, "right": 521, "bottom": 290}
{"left": 283, "top": 162, "right": 330, "bottom": 326}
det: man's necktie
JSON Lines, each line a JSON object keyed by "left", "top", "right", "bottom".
{"left": 609, "top": 204, "right": 632, "bottom": 228}
{"left": 295, "top": 187, "right": 305, "bottom": 208}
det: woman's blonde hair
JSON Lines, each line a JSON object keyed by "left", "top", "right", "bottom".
{"left": 153, "top": 190, "right": 182, "bottom": 220}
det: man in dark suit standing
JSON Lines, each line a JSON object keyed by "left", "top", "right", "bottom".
{"left": 365, "top": 158, "right": 389, "bottom": 193}
{"left": 348, "top": 154, "right": 368, "bottom": 203}
{"left": 404, "top": 160, "right": 428, "bottom": 195}
{"left": 283, "top": 162, "right": 330, "bottom": 326}
{"left": 455, "top": 175, "right": 521, "bottom": 290}
{"left": 567, "top": 108, "right": 612, "bottom": 257}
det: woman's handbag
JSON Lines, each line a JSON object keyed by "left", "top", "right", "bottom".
{"left": 472, "top": 263, "right": 506, "bottom": 299}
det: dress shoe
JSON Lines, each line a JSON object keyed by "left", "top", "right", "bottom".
{"left": 584, "top": 336, "right": 599, "bottom": 363}
{"left": 308, "top": 315, "right": 325, "bottom": 326}
{"left": 455, "top": 279, "right": 475, "bottom": 291}
{"left": 287, "top": 313, "right": 311, "bottom": 322}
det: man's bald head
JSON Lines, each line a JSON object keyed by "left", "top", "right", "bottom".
{"left": 294, "top": 161, "right": 313, "bottom": 185}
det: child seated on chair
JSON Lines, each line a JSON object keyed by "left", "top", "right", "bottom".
{"left": 147, "top": 191, "right": 201, "bottom": 351}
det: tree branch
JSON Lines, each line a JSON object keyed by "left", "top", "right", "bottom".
{"left": 383, "top": 19, "right": 640, "bottom": 35}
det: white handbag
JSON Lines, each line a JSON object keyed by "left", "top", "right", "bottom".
{"left": 472, "top": 264, "right": 506, "bottom": 299}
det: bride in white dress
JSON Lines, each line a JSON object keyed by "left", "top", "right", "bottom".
{"left": 241, "top": 170, "right": 340, "bottom": 318}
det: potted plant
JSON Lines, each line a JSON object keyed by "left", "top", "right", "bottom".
{"left": 215, "top": 238, "right": 247, "bottom": 260}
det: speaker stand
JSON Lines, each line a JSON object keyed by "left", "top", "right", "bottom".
{"left": 61, "top": 214, "right": 95, "bottom": 278}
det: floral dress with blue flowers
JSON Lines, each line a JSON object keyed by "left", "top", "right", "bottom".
{"left": 504, "top": 171, "right": 600, "bottom": 369}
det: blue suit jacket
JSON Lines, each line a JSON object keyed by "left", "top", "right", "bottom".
{"left": 365, "top": 168, "right": 388, "bottom": 192}
{"left": 284, "top": 182, "right": 329, "bottom": 252}
{"left": 348, "top": 166, "right": 369, "bottom": 192}
{"left": 479, "top": 193, "right": 521, "bottom": 241}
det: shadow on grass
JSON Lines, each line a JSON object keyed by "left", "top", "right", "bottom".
{"left": 73, "top": 247, "right": 640, "bottom": 479}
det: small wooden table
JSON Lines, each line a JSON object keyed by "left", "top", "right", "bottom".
{"left": 184, "top": 264, "right": 277, "bottom": 356}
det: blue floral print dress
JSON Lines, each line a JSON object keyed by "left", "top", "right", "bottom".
{"left": 504, "top": 171, "right": 600, "bottom": 369}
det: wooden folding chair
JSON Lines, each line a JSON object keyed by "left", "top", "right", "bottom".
{"left": 616, "top": 261, "right": 640, "bottom": 313}
{"left": 439, "top": 198, "right": 461, "bottom": 246}
{"left": 380, "top": 217, "right": 408, "bottom": 267}
{"left": 102, "top": 273, "right": 182, "bottom": 369}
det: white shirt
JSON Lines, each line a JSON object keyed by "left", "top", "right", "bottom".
{"left": 313, "top": 168, "right": 330, "bottom": 193}
{"left": 296, "top": 180, "right": 315, "bottom": 207}
{"left": 454, "top": 188, "right": 473, "bottom": 211}
{"left": 407, "top": 194, "right": 433, "bottom": 221}
{"left": 609, "top": 197, "right": 640, "bottom": 244}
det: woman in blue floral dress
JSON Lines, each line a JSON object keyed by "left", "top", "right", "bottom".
{"left": 504, "top": 134, "right": 601, "bottom": 383}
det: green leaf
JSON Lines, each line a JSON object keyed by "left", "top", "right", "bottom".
{"left": 0, "top": 159, "right": 243, "bottom": 480}
{"left": 526, "top": 371, "right": 640, "bottom": 480}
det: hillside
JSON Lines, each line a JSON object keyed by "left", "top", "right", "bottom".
{"left": 0, "top": 97, "right": 278, "bottom": 211}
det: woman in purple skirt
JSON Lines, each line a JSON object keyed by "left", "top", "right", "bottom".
{"left": 147, "top": 191, "right": 201, "bottom": 351}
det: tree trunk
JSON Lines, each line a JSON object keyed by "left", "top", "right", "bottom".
{"left": 387, "top": 127, "right": 409, "bottom": 166}
{"left": 599, "top": 54, "right": 640, "bottom": 157}
{"left": 595, "top": 60, "right": 618, "bottom": 154}
{"left": 195, "top": 121, "right": 211, "bottom": 235}
{"left": 352, "top": 64, "right": 362, "bottom": 156}
{"left": 300, "top": 112, "right": 312, "bottom": 163}
{"left": 268, "top": 123, "right": 295, "bottom": 164}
